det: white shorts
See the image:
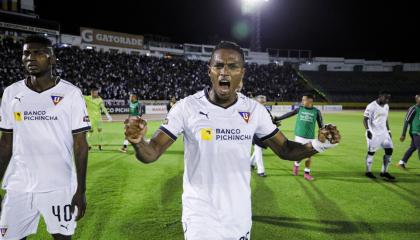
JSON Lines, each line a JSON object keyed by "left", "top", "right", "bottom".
{"left": 182, "top": 220, "right": 251, "bottom": 240}
{"left": 0, "top": 188, "right": 77, "bottom": 240}
{"left": 366, "top": 133, "right": 394, "bottom": 152}
{"left": 294, "top": 136, "right": 314, "bottom": 144}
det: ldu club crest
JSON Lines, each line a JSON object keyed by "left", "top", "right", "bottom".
{"left": 51, "top": 95, "right": 64, "bottom": 105}
{"left": 239, "top": 112, "right": 251, "bottom": 123}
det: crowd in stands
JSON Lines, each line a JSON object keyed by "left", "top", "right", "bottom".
{"left": 0, "top": 38, "right": 306, "bottom": 102}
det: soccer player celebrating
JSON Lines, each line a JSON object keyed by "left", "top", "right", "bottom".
{"left": 124, "top": 41, "right": 340, "bottom": 240}
{"left": 120, "top": 94, "right": 142, "bottom": 153}
{"left": 275, "top": 94, "right": 323, "bottom": 181}
{"left": 84, "top": 87, "right": 112, "bottom": 150}
{"left": 363, "top": 91, "right": 395, "bottom": 179}
{"left": 396, "top": 94, "right": 420, "bottom": 169}
{"left": 0, "top": 35, "right": 90, "bottom": 240}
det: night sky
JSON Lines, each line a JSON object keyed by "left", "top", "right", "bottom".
{"left": 35, "top": 0, "right": 419, "bottom": 62}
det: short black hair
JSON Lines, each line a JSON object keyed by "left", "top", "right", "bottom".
{"left": 90, "top": 85, "right": 99, "bottom": 92}
{"left": 303, "top": 93, "right": 315, "bottom": 99}
{"left": 211, "top": 41, "right": 245, "bottom": 64}
{"left": 24, "top": 35, "right": 52, "bottom": 47}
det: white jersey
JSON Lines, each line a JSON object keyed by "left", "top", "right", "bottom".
{"left": 364, "top": 100, "right": 389, "bottom": 135}
{"left": 161, "top": 89, "right": 278, "bottom": 228}
{"left": 0, "top": 79, "right": 91, "bottom": 192}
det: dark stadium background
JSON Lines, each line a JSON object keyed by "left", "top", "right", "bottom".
{"left": 1, "top": 1, "right": 420, "bottom": 240}
{"left": 35, "top": 0, "right": 420, "bottom": 62}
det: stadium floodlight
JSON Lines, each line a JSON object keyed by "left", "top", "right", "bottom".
{"left": 241, "top": 0, "right": 269, "bottom": 51}
{"left": 241, "top": 0, "right": 268, "bottom": 15}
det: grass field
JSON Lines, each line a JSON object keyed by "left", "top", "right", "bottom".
{"left": 20, "top": 111, "right": 420, "bottom": 239}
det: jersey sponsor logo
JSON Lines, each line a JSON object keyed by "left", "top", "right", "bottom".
{"left": 239, "top": 112, "right": 251, "bottom": 123}
{"left": 83, "top": 116, "right": 90, "bottom": 122}
{"left": 0, "top": 226, "right": 7, "bottom": 237}
{"left": 200, "top": 128, "right": 213, "bottom": 141}
{"left": 15, "top": 111, "right": 59, "bottom": 121}
{"left": 14, "top": 112, "right": 22, "bottom": 121}
{"left": 215, "top": 128, "right": 252, "bottom": 141}
{"left": 299, "top": 111, "right": 315, "bottom": 122}
{"left": 51, "top": 95, "right": 64, "bottom": 105}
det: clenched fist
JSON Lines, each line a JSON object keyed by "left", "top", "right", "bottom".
{"left": 124, "top": 116, "right": 148, "bottom": 144}
{"left": 400, "top": 135, "right": 406, "bottom": 142}
{"left": 318, "top": 124, "right": 341, "bottom": 144}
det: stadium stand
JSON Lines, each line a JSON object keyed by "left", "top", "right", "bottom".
{"left": 0, "top": 38, "right": 309, "bottom": 101}
{"left": 301, "top": 71, "right": 420, "bottom": 103}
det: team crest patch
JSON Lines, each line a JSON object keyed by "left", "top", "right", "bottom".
{"left": 0, "top": 226, "right": 7, "bottom": 237}
{"left": 200, "top": 128, "right": 213, "bottom": 141}
{"left": 51, "top": 95, "right": 64, "bottom": 105}
{"left": 83, "top": 116, "right": 90, "bottom": 122}
{"left": 163, "top": 118, "right": 169, "bottom": 125}
{"left": 14, "top": 112, "right": 22, "bottom": 121}
{"left": 239, "top": 112, "right": 251, "bottom": 123}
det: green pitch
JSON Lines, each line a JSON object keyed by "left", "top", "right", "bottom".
{"left": 22, "top": 111, "right": 420, "bottom": 239}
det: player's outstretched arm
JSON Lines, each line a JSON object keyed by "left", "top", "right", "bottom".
{"left": 100, "top": 100, "right": 112, "bottom": 121}
{"left": 125, "top": 116, "right": 175, "bottom": 163}
{"left": 264, "top": 131, "right": 317, "bottom": 161}
{"left": 72, "top": 132, "right": 89, "bottom": 221}
{"left": 0, "top": 132, "right": 13, "bottom": 183}
{"left": 264, "top": 124, "right": 340, "bottom": 161}
{"left": 273, "top": 108, "right": 298, "bottom": 122}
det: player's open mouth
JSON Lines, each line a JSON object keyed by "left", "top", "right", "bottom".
{"left": 27, "top": 64, "right": 39, "bottom": 70}
{"left": 218, "top": 79, "right": 230, "bottom": 93}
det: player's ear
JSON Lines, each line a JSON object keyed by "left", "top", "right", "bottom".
{"left": 207, "top": 65, "right": 211, "bottom": 77}
{"left": 49, "top": 54, "right": 57, "bottom": 65}
{"left": 47, "top": 49, "right": 57, "bottom": 65}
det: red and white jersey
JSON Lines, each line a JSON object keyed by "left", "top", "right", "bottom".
{"left": 0, "top": 79, "right": 90, "bottom": 192}
{"left": 161, "top": 88, "right": 278, "bottom": 227}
